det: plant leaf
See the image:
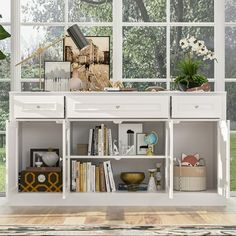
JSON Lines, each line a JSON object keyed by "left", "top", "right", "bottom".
{"left": 0, "top": 25, "right": 11, "bottom": 40}
{"left": 0, "top": 50, "right": 6, "bottom": 60}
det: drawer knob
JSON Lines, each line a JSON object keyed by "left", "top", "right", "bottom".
{"left": 36, "top": 105, "right": 41, "bottom": 109}
{"left": 116, "top": 105, "right": 120, "bottom": 109}
{"left": 194, "top": 105, "right": 199, "bottom": 109}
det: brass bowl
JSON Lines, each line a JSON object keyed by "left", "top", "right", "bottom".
{"left": 120, "top": 172, "right": 145, "bottom": 185}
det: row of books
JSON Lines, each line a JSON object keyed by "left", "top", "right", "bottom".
{"left": 88, "top": 124, "right": 113, "bottom": 156}
{"left": 71, "top": 160, "right": 116, "bottom": 192}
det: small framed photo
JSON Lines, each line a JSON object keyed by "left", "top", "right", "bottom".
{"left": 44, "top": 61, "right": 71, "bottom": 91}
{"left": 30, "top": 148, "right": 60, "bottom": 167}
{"left": 136, "top": 133, "right": 148, "bottom": 155}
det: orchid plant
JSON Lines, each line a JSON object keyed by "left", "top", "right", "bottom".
{"left": 174, "top": 35, "right": 216, "bottom": 90}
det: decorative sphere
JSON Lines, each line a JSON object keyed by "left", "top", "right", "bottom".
{"left": 144, "top": 131, "right": 158, "bottom": 145}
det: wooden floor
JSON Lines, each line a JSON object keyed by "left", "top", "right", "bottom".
{"left": 0, "top": 199, "right": 236, "bottom": 225}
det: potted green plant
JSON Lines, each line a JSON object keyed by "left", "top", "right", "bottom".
{"left": 174, "top": 35, "right": 216, "bottom": 91}
{"left": 0, "top": 14, "right": 11, "bottom": 60}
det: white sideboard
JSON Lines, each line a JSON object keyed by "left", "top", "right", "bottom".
{"left": 6, "top": 91, "right": 230, "bottom": 206}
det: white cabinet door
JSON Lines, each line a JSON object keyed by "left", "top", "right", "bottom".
{"left": 217, "top": 120, "right": 230, "bottom": 198}
{"left": 6, "top": 121, "right": 19, "bottom": 196}
{"left": 172, "top": 95, "right": 223, "bottom": 118}
{"left": 66, "top": 95, "right": 170, "bottom": 118}
{"left": 13, "top": 95, "right": 64, "bottom": 119}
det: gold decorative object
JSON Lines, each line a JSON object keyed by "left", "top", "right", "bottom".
{"left": 120, "top": 172, "right": 145, "bottom": 185}
{"left": 15, "top": 37, "right": 65, "bottom": 91}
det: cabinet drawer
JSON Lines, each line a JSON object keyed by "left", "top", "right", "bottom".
{"left": 66, "top": 95, "right": 169, "bottom": 118}
{"left": 171, "top": 95, "right": 223, "bottom": 118}
{"left": 13, "top": 96, "right": 64, "bottom": 118}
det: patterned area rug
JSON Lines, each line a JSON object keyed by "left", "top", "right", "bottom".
{"left": 0, "top": 225, "right": 236, "bottom": 235}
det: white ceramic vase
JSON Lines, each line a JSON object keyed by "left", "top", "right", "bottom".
{"left": 42, "top": 151, "right": 59, "bottom": 167}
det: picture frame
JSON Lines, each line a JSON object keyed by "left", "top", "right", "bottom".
{"left": 44, "top": 61, "right": 71, "bottom": 91}
{"left": 118, "top": 123, "right": 143, "bottom": 155}
{"left": 63, "top": 35, "right": 110, "bottom": 91}
{"left": 30, "top": 148, "right": 60, "bottom": 167}
{"left": 136, "top": 133, "right": 148, "bottom": 155}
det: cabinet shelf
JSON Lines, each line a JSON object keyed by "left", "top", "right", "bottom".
{"left": 68, "top": 155, "right": 167, "bottom": 160}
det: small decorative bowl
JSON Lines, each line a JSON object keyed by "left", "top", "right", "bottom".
{"left": 120, "top": 172, "right": 145, "bottom": 185}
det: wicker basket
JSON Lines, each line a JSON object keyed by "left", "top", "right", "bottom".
{"left": 174, "top": 166, "right": 206, "bottom": 191}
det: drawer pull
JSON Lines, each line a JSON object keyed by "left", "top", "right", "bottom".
{"left": 116, "top": 105, "right": 120, "bottom": 109}
{"left": 194, "top": 105, "right": 199, "bottom": 109}
{"left": 36, "top": 105, "right": 41, "bottom": 109}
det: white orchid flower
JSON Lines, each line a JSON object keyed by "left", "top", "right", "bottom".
{"left": 197, "top": 40, "right": 205, "bottom": 49}
{"left": 188, "top": 36, "right": 197, "bottom": 45}
{"left": 207, "top": 51, "right": 216, "bottom": 60}
{"left": 179, "top": 38, "right": 189, "bottom": 49}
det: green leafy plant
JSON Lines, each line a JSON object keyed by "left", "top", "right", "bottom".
{"left": 0, "top": 14, "right": 11, "bottom": 60}
{"left": 174, "top": 35, "right": 216, "bottom": 90}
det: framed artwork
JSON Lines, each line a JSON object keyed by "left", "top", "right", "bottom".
{"left": 44, "top": 61, "right": 71, "bottom": 91}
{"left": 136, "top": 133, "right": 148, "bottom": 155}
{"left": 118, "top": 124, "right": 143, "bottom": 155}
{"left": 30, "top": 148, "right": 60, "bottom": 167}
{"left": 63, "top": 35, "right": 110, "bottom": 90}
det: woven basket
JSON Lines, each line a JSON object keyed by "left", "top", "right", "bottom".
{"left": 174, "top": 166, "right": 206, "bottom": 191}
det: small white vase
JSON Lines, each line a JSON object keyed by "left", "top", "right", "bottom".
{"left": 147, "top": 169, "right": 157, "bottom": 192}
{"left": 42, "top": 151, "right": 59, "bottom": 167}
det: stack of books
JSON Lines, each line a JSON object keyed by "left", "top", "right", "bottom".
{"left": 88, "top": 124, "right": 113, "bottom": 156}
{"left": 71, "top": 160, "right": 116, "bottom": 192}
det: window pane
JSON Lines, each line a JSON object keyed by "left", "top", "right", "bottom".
{"left": 21, "top": 0, "right": 65, "bottom": 22}
{"left": 21, "top": 26, "right": 64, "bottom": 78}
{"left": 123, "top": 27, "right": 166, "bottom": 78}
{"left": 0, "top": 26, "right": 10, "bottom": 79}
{"left": 123, "top": 82, "right": 166, "bottom": 91}
{"left": 225, "top": 0, "right": 236, "bottom": 22}
{"left": 170, "top": 27, "right": 214, "bottom": 78}
{"left": 0, "top": 82, "right": 9, "bottom": 194}
{"left": 0, "top": 82, "right": 9, "bottom": 131}
{"left": 0, "top": 1, "right": 10, "bottom": 22}
{"left": 225, "top": 27, "right": 236, "bottom": 78}
{"left": 69, "top": 0, "right": 112, "bottom": 22}
{"left": 231, "top": 132, "right": 236, "bottom": 191}
{"left": 21, "top": 82, "right": 41, "bottom": 91}
{"left": 123, "top": 0, "right": 166, "bottom": 22}
{"left": 227, "top": 82, "right": 236, "bottom": 191}
{"left": 171, "top": 0, "right": 214, "bottom": 22}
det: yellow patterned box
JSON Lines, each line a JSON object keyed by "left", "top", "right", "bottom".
{"left": 19, "top": 167, "right": 62, "bottom": 192}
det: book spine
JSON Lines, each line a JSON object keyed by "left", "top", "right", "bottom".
{"left": 92, "top": 165, "right": 96, "bottom": 192}
{"left": 98, "top": 129, "right": 102, "bottom": 156}
{"left": 91, "top": 128, "right": 95, "bottom": 155}
{"left": 95, "top": 166, "right": 100, "bottom": 192}
{"left": 88, "top": 129, "right": 93, "bottom": 156}
{"left": 80, "top": 163, "right": 83, "bottom": 192}
{"left": 105, "top": 127, "right": 109, "bottom": 156}
{"left": 101, "top": 124, "right": 104, "bottom": 156}
{"left": 99, "top": 163, "right": 106, "bottom": 192}
{"left": 87, "top": 162, "right": 91, "bottom": 192}
{"left": 108, "top": 129, "right": 113, "bottom": 156}
{"left": 76, "top": 161, "right": 80, "bottom": 192}
{"left": 106, "top": 161, "right": 116, "bottom": 192}
{"left": 83, "top": 162, "right": 87, "bottom": 192}
{"left": 94, "top": 127, "right": 99, "bottom": 156}
{"left": 71, "top": 160, "right": 76, "bottom": 191}
{"left": 103, "top": 161, "right": 111, "bottom": 192}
